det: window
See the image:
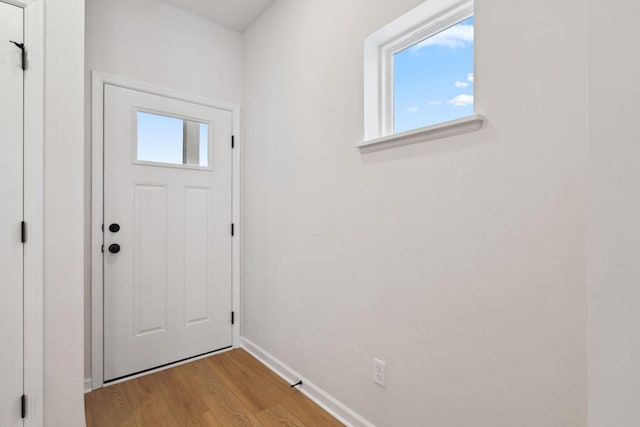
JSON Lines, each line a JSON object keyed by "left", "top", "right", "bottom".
{"left": 361, "top": 0, "right": 483, "bottom": 153}
{"left": 394, "top": 16, "right": 475, "bottom": 133}
{"left": 136, "top": 111, "right": 210, "bottom": 168}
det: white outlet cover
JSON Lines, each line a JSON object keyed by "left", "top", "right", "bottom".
{"left": 374, "top": 358, "right": 386, "bottom": 387}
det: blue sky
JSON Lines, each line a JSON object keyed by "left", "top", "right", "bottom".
{"left": 137, "top": 111, "right": 209, "bottom": 167}
{"left": 394, "top": 16, "right": 474, "bottom": 133}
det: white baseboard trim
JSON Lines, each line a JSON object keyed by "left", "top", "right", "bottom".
{"left": 240, "top": 337, "right": 375, "bottom": 427}
{"left": 84, "top": 378, "right": 92, "bottom": 394}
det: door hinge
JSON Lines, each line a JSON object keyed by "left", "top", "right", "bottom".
{"left": 9, "top": 41, "right": 26, "bottom": 71}
{"left": 21, "top": 221, "right": 26, "bottom": 243}
{"left": 231, "top": 311, "right": 235, "bottom": 325}
{"left": 21, "top": 394, "right": 26, "bottom": 419}
{"left": 231, "top": 135, "right": 235, "bottom": 149}
{"left": 231, "top": 223, "right": 235, "bottom": 236}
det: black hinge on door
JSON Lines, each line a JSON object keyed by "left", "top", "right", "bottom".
{"left": 231, "top": 223, "right": 235, "bottom": 236}
{"left": 21, "top": 395, "right": 26, "bottom": 418}
{"left": 231, "top": 135, "right": 235, "bottom": 149}
{"left": 21, "top": 221, "right": 27, "bottom": 243}
{"left": 9, "top": 41, "right": 26, "bottom": 71}
{"left": 231, "top": 311, "right": 235, "bottom": 325}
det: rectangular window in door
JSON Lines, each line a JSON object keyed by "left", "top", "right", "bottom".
{"left": 136, "top": 110, "right": 211, "bottom": 168}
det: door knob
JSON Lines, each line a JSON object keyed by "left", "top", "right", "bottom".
{"left": 108, "top": 244, "right": 121, "bottom": 254}
{"left": 109, "top": 223, "right": 120, "bottom": 233}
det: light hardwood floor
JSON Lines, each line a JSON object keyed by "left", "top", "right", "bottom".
{"left": 85, "top": 349, "right": 344, "bottom": 427}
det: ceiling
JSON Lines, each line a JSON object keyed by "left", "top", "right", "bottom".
{"left": 159, "top": 0, "right": 277, "bottom": 32}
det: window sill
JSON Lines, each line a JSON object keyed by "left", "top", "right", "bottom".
{"left": 358, "top": 114, "right": 485, "bottom": 154}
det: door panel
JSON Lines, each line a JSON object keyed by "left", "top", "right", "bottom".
{"left": 134, "top": 184, "right": 168, "bottom": 336}
{"left": 184, "top": 187, "right": 213, "bottom": 325}
{"left": 104, "top": 85, "right": 233, "bottom": 381}
{"left": 0, "top": 3, "right": 24, "bottom": 426}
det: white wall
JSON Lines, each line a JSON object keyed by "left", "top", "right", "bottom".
{"left": 83, "top": 0, "right": 244, "bottom": 382}
{"left": 45, "top": 0, "right": 86, "bottom": 425}
{"left": 243, "top": 0, "right": 588, "bottom": 425}
{"left": 588, "top": 1, "right": 640, "bottom": 425}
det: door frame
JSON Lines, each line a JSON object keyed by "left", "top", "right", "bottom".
{"left": 91, "top": 71, "right": 242, "bottom": 389}
{"left": 2, "top": 0, "right": 45, "bottom": 425}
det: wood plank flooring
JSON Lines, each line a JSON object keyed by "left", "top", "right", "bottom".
{"left": 85, "top": 349, "right": 344, "bottom": 427}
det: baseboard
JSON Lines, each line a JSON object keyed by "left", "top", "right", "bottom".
{"left": 240, "top": 337, "right": 375, "bottom": 427}
{"left": 84, "top": 378, "right": 92, "bottom": 394}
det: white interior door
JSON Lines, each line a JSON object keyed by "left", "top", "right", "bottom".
{"left": 104, "top": 85, "right": 233, "bottom": 381}
{"left": 0, "top": 2, "right": 24, "bottom": 425}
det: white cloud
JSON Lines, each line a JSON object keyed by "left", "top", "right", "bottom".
{"left": 467, "top": 73, "right": 474, "bottom": 82}
{"left": 428, "top": 100, "right": 443, "bottom": 106}
{"left": 454, "top": 81, "right": 469, "bottom": 88}
{"left": 412, "top": 23, "right": 474, "bottom": 50}
{"left": 406, "top": 106, "right": 419, "bottom": 113}
{"left": 448, "top": 94, "right": 474, "bottom": 107}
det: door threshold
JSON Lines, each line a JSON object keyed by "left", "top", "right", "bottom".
{"left": 102, "top": 345, "right": 233, "bottom": 388}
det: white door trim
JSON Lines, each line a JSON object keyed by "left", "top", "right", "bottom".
{"left": 91, "top": 71, "right": 242, "bottom": 389}
{"left": 3, "top": 0, "right": 46, "bottom": 425}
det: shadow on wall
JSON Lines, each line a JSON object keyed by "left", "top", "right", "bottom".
{"left": 360, "top": 122, "right": 498, "bottom": 164}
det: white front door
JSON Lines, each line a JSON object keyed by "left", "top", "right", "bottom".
{"left": 103, "top": 85, "right": 233, "bottom": 381}
{"left": 0, "top": 2, "right": 24, "bottom": 425}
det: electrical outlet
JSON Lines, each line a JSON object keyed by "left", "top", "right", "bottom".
{"left": 373, "top": 358, "right": 386, "bottom": 387}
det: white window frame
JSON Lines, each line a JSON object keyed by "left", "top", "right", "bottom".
{"left": 361, "top": 0, "right": 484, "bottom": 153}
{"left": 133, "top": 108, "right": 214, "bottom": 170}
